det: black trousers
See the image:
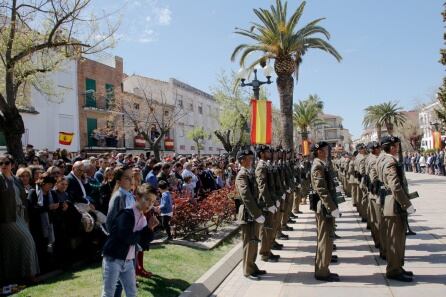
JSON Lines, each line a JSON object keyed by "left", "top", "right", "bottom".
{"left": 161, "top": 216, "right": 172, "bottom": 238}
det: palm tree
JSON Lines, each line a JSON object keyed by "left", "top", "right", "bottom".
{"left": 293, "top": 99, "right": 325, "bottom": 140}
{"left": 231, "top": 0, "right": 341, "bottom": 150}
{"left": 363, "top": 102, "right": 407, "bottom": 140}
{"left": 376, "top": 102, "right": 407, "bottom": 135}
{"left": 363, "top": 105, "right": 383, "bottom": 141}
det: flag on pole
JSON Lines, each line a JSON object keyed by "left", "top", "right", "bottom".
{"left": 302, "top": 139, "right": 311, "bottom": 156}
{"left": 250, "top": 99, "right": 272, "bottom": 144}
{"left": 59, "top": 132, "right": 74, "bottom": 145}
{"left": 433, "top": 131, "right": 442, "bottom": 150}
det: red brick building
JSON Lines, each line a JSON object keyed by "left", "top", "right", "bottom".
{"left": 77, "top": 54, "right": 124, "bottom": 150}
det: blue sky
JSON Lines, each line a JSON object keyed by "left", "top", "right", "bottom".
{"left": 94, "top": 0, "right": 444, "bottom": 138}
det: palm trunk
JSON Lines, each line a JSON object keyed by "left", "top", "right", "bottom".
{"left": 276, "top": 74, "right": 294, "bottom": 150}
{"left": 376, "top": 124, "right": 382, "bottom": 142}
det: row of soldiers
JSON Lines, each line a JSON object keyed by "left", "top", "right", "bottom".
{"left": 235, "top": 135, "right": 417, "bottom": 283}
{"left": 234, "top": 145, "right": 312, "bottom": 280}
{"left": 235, "top": 145, "right": 340, "bottom": 281}
{"left": 334, "top": 136, "right": 416, "bottom": 282}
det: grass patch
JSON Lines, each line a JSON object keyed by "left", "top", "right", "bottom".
{"left": 14, "top": 235, "right": 239, "bottom": 297}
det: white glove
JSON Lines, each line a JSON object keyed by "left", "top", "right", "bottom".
{"left": 255, "top": 215, "right": 265, "bottom": 224}
{"left": 276, "top": 200, "right": 280, "bottom": 208}
{"left": 331, "top": 209, "right": 341, "bottom": 218}
{"left": 286, "top": 188, "right": 292, "bottom": 194}
{"left": 268, "top": 205, "right": 277, "bottom": 214}
{"left": 406, "top": 205, "right": 416, "bottom": 215}
{"left": 298, "top": 184, "right": 301, "bottom": 189}
{"left": 281, "top": 194, "right": 286, "bottom": 200}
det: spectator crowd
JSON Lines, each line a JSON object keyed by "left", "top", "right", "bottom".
{"left": 0, "top": 145, "right": 239, "bottom": 296}
{"left": 403, "top": 150, "right": 446, "bottom": 176}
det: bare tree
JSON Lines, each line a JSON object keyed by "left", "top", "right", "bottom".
{"left": 116, "top": 81, "right": 185, "bottom": 161}
{"left": 0, "top": 0, "right": 119, "bottom": 161}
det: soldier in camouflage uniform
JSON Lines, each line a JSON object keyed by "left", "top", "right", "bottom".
{"left": 310, "top": 141, "right": 340, "bottom": 282}
{"left": 354, "top": 143, "right": 368, "bottom": 222}
{"left": 255, "top": 145, "right": 280, "bottom": 263}
{"left": 377, "top": 136, "right": 415, "bottom": 282}
{"left": 366, "top": 141, "right": 382, "bottom": 249}
{"left": 235, "top": 149, "right": 266, "bottom": 280}
{"left": 348, "top": 151, "right": 359, "bottom": 207}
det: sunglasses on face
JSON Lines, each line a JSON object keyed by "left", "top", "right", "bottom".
{"left": 0, "top": 161, "right": 11, "bottom": 166}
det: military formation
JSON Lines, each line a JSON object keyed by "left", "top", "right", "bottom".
{"left": 235, "top": 135, "right": 417, "bottom": 283}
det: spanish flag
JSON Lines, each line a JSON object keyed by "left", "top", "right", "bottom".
{"left": 59, "top": 132, "right": 74, "bottom": 146}
{"left": 250, "top": 99, "right": 272, "bottom": 145}
{"left": 302, "top": 139, "right": 311, "bottom": 156}
{"left": 433, "top": 131, "right": 442, "bottom": 150}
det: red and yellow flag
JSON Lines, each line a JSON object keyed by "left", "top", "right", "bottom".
{"left": 250, "top": 99, "right": 272, "bottom": 144}
{"left": 59, "top": 132, "right": 74, "bottom": 146}
{"left": 433, "top": 131, "right": 442, "bottom": 150}
{"left": 302, "top": 139, "right": 311, "bottom": 156}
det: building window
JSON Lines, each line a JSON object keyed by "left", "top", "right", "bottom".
{"left": 134, "top": 103, "right": 140, "bottom": 110}
{"left": 209, "top": 147, "right": 213, "bottom": 151}
{"left": 191, "top": 145, "right": 195, "bottom": 150}
{"left": 198, "top": 103, "right": 203, "bottom": 114}
{"left": 180, "top": 145, "right": 186, "bottom": 150}
{"left": 164, "top": 110, "right": 169, "bottom": 116}
{"left": 87, "top": 118, "right": 98, "bottom": 147}
{"left": 178, "top": 99, "right": 183, "bottom": 108}
{"left": 189, "top": 103, "right": 193, "bottom": 111}
{"left": 85, "top": 78, "right": 96, "bottom": 107}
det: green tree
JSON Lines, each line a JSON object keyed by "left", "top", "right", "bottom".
{"left": 293, "top": 97, "right": 325, "bottom": 140}
{"left": 231, "top": 0, "right": 341, "bottom": 150}
{"left": 363, "top": 105, "right": 383, "bottom": 141}
{"left": 435, "top": 2, "right": 446, "bottom": 126}
{"left": 211, "top": 71, "right": 250, "bottom": 156}
{"left": 187, "top": 127, "right": 207, "bottom": 157}
{"left": 363, "top": 102, "right": 407, "bottom": 140}
{"left": 0, "top": 0, "right": 117, "bottom": 161}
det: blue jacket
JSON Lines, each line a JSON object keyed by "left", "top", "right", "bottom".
{"left": 159, "top": 191, "right": 173, "bottom": 214}
{"left": 145, "top": 171, "right": 158, "bottom": 189}
{"left": 102, "top": 209, "right": 148, "bottom": 260}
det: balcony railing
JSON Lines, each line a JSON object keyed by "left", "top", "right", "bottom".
{"left": 83, "top": 92, "right": 114, "bottom": 111}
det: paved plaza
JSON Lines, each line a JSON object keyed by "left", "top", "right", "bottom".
{"left": 212, "top": 172, "right": 446, "bottom": 297}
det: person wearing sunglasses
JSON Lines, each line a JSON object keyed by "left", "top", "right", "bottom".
{"left": 0, "top": 154, "right": 40, "bottom": 285}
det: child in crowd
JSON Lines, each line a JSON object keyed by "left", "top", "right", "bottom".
{"left": 157, "top": 181, "right": 173, "bottom": 241}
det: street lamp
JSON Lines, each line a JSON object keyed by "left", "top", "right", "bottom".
{"left": 237, "top": 64, "right": 273, "bottom": 100}
{"left": 430, "top": 121, "right": 441, "bottom": 132}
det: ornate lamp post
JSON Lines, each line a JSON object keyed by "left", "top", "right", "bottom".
{"left": 237, "top": 65, "right": 273, "bottom": 100}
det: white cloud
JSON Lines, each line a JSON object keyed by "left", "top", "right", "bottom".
{"left": 138, "top": 29, "right": 156, "bottom": 43}
{"left": 156, "top": 7, "right": 171, "bottom": 26}
{"left": 118, "top": 0, "right": 171, "bottom": 44}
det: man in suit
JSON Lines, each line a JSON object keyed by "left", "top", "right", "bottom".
{"left": 311, "top": 141, "right": 340, "bottom": 282}
{"left": 66, "top": 161, "right": 94, "bottom": 206}
{"left": 235, "top": 148, "right": 266, "bottom": 280}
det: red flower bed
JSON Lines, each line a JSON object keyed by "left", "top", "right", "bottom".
{"left": 170, "top": 187, "right": 237, "bottom": 238}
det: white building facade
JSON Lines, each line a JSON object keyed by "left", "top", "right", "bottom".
{"left": 123, "top": 75, "right": 223, "bottom": 155}
{"left": 5, "top": 60, "right": 80, "bottom": 152}
{"left": 311, "top": 114, "right": 353, "bottom": 152}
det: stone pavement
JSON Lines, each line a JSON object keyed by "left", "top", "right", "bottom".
{"left": 212, "top": 172, "right": 446, "bottom": 297}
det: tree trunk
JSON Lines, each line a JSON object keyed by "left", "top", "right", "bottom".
{"left": 276, "top": 75, "right": 294, "bottom": 150}
{"left": 152, "top": 144, "right": 161, "bottom": 162}
{"left": 376, "top": 124, "right": 382, "bottom": 142}
{"left": 214, "top": 130, "right": 232, "bottom": 153}
{"left": 2, "top": 106, "right": 25, "bottom": 163}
